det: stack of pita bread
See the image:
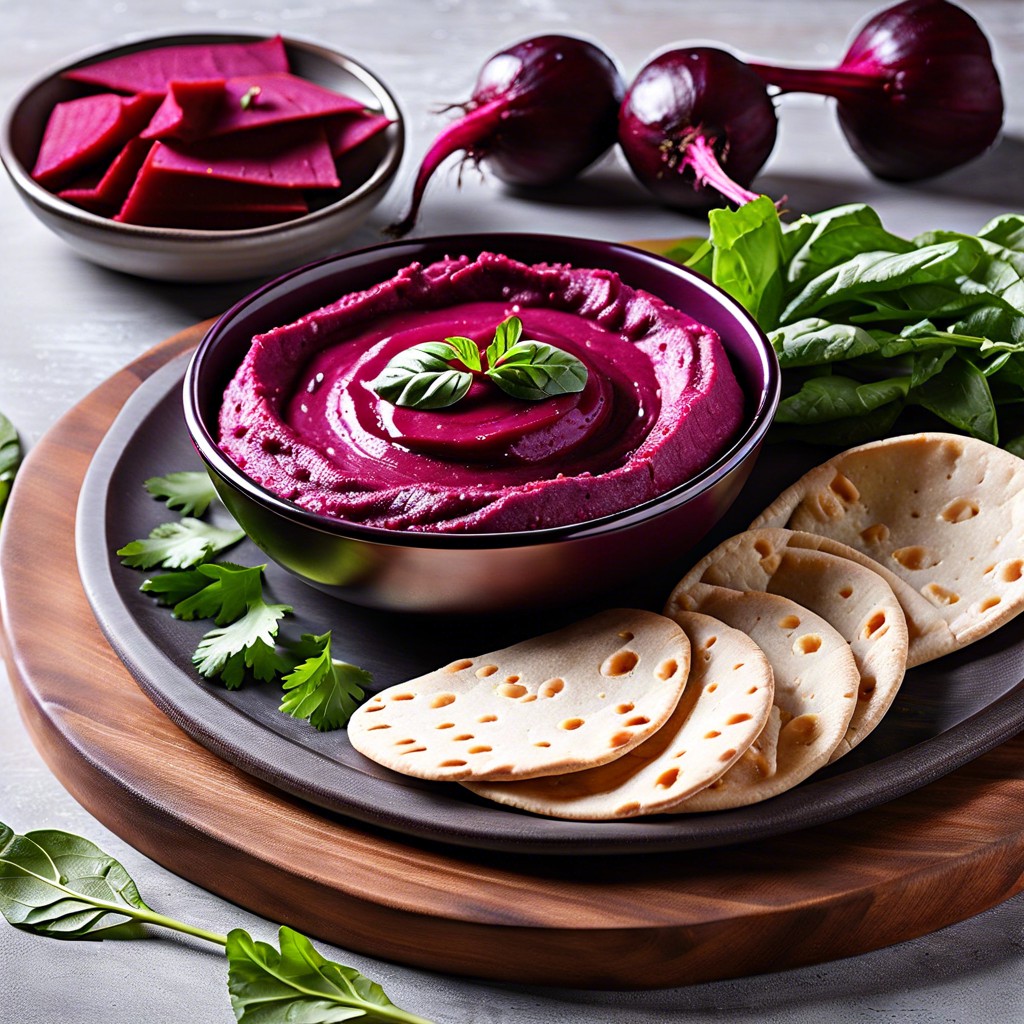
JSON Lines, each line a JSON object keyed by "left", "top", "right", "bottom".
{"left": 348, "top": 433, "right": 1024, "bottom": 820}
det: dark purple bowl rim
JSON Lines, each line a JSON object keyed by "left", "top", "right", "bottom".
{"left": 184, "top": 232, "right": 781, "bottom": 549}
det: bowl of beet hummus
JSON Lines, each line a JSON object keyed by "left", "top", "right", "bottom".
{"left": 185, "top": 234, "right": 779, "bottom": 612}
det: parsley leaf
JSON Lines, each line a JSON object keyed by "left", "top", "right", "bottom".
{"left": 193, "top": 601, "right": 291, "bottom": 690}
{"left": 279, "top": 632, "right": 371, "bottom": 731}
{"left": 144, "top": 471, "right": 218, "bottom": 517}
{"left": 168, "top": 563, "right": 266, "bottom": 624}
{"left": 118, "top": 518, "right": 244, "bottom": 570}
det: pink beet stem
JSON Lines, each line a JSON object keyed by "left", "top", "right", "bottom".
{"left": 748, "top": 62, "right": 881, "bottom": 102}
{"left": 682, "top": 133, "right": 761, "bottom": 207}
{"left": 388, "top": 96, "right": 509, "bottom": 237}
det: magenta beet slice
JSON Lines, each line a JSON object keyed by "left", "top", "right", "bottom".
{"left": 62, "top": 36, "right": 289, "bottom": 94}
{"left": 204, "top": 73, "right": 365, "bottom": 135}
{"left": 32, "top": 92, "right": 160, "bottom": 190}
{"left": 148, "top": 123, "right": 339, "bottom": 189}
{"left": 115, "top": 144, "right": 309, "bottom": 228}
{"left": 58, "top": 136, "right": 153, "bottom": 214}
{"left": 323, "top": 110, "right": 392, "bottom": 157}
{"left": 141, "top": 78, "right": 225, "bottom": 142}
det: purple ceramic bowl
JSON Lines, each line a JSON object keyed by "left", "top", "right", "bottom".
{"left": 184, "top": 233, "right": 779, "bottom": 612}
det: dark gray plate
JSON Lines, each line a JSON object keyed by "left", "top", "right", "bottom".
{"left": 75, "top": 355, "right": 1024, "bottom": 855}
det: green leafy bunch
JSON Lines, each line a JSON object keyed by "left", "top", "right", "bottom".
{"left": 371, "top": 315, "right": 588, "bottom": 409}
{"left": 118, "top": 472, "right": 369, "bottom": 729}
{"left": 0, "top": 821, "right": 435, "bottom": 1023}
{"left": 667, "top": 197, "right": 1024, "bottom": 453}
{"left": 0, "top": 411, "right": 22, "bottom": 520}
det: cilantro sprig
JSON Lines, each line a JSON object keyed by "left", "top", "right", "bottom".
{"left": 0, "top": 821, "right": 435, "bottom": 1024}
{"left": 371, "top": 315, "right": 588, "bottom": 410}
{"left": 126, "top": 475, "right": 371, "bottom": 728}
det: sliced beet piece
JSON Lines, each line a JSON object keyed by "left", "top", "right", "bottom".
{"left": 58, "top": 136, "right": 153, "bottom": 215}
{"left": 115, "top": 144, "right": 309, "bottom": 228}
{"left": 62, "top": 36, "right": 289, "bottom": 94}
{"left": 323, "top": 110, "right": 393, "bottom": 158}
{"left": 141, "top": 78, "right": 225, "bottom": 142}
{"left": 205, "top": 73, "right": 365, "bottom": 135}
{"left": 32, "top": 91, "right": 161, "bottom": 190}
{"left": 149, "top": 123, "right": 340, "bottom": 189}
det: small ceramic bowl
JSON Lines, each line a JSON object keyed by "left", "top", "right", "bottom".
{"left": 0, "top": 32, "right": 404, "bottom": 283}
{"left": 184, "top": 233, "right": 780, "bottom": 613}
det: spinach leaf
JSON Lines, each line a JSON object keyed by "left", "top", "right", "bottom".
{"left": 910, "top": 356, "right": 999, "bottom": 444}
{"left": 769, "top": 319, "right": 880, "bottom": 368}
{"left": 775, "top": 373, "right": 911, "bottom": 425}
{"left": 227, "top": 926, "right": 435, "bottom": 1024}
{"left": 780, "top": 238, "right": 984, "bottom": 324}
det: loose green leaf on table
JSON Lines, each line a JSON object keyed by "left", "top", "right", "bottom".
{"left": 227, "top": 926, "right": 435, "bottom": 1024}
{"left": 118, "top": 517, "right": 245, "bottom": 570}
{"left": 2, "top": 822, "right": 435, "bottom": 1023}
{"left": 0, "top": 412, "right": 21, "bottom": 519}
{"left": 148, "top": 562, "right": 268, "bottom": 624}
{"left": 145, "top": 471, "right": 219, "bottom": 517}
{"left": 280, "top": 631, "right": 372, "bottom": 731}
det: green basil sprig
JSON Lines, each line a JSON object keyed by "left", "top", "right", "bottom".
{"left": 371, "top": 316, "right": 588, "bottom": 410}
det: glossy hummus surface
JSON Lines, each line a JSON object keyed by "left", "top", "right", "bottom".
{"left": 218, "top": 252, "right": 745, "bottom": 533}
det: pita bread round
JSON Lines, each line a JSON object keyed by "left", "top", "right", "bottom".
{"left": 665, "top": 584, "right": 859, "bottom": 810}
{"left": 347, "top": 608, "right": 689, "bottom": 783}
{"left": 463, "top": 611, "right": 773, "bottom": 819}
{"left": 669, "top": 528, "right": 908, "bottom": 760}
{"left": 750, "top": 433, "right": 1024, "bottom": 666}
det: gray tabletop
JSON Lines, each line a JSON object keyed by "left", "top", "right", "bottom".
{"left": 2, "top": 1, "right": 1023, "bottom": 1021}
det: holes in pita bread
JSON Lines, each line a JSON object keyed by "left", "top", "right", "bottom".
{"left": 794, "top": 634, "right": 822, "bottom": 655}
{"left": 477, "top": 714, "right": 498, "bottom": 723}
{"left": 860, "top": 523, "right": 889, "bottom": 545}
{"left": 439, "top": 759, "right": 467, "bottom": 767}
{"left": 398, "top": 745, "right": 427, "bottom": 755}
{"left": 747, "top": 685, "right": 759, "bottom": 694}
{"left": 390, "top": 693, "right": 415, "bottom": 701}
{"left": 602, "top": 650, "right": 639, "bottom": 676}
{"left": 445, "top": 659, "right": 474, "bottom": 672}
{"left": 506, "top": 674, "right": 521, "bottom": 683}
{"left": 468, "top": 745, "right": 492, "bottom": 754}
{"left": 940, "top": 498, "right": 979, "bottom": 523}
{"left": 754, "top": 539, "right": 773, "bottom": 558}
{"left": 942, "top": 438, "right": 965, "bottom": 460}
{"left": 782, "top": 713, "right": 819, "bottom": 745}
{"left": 453, "top": 733, "right": 474, "bottom": 742}
{"left": 707, "top": 683, "right": 719, "bottom": 693}
{"left": 625, "top": 716, "right": 650, "bottom": 727}
{"left": 535, "top": 741, "right": 551, "bottom": 748}
{"left": 498, "top": 682, "right": 528, "bottom": 698}
{"left": 656, "top": 768, "right": 680, "bottom": 789}
{"left": 860, "top": 676, "right": 877, "bottom": 700}
{"left": 610, "top": 731, "right": 633, "bottom": 747}
{"left": 863, "top": 611, "right": 889, "bottom": 640}
{"left": 1001, "top": 560, "right": 1023, "bottom": 583}
{"left": 431, "top": 693, "right": 457, "bottom": 708}
{"left": 704, "top": 636, "right": 718, "bottom": 648}
{"left": 616, "top": 702, "right": 635, "bottom": 714}
{"left": 979, "top": 596, "right": 1001, "bottom": 613}
{"left": 539, "top": 678, "right": 565, "bottom": 697}
{"left": 705, "top": 729, "right": 722, "bottom": 739}
{"left": 618, "top": 630, "right": 635, "bottom": 641}
{"left": 892, "top": 546, "right": 940, "bottom": 571}
{"left": 812, "top": 490, "right": 845, "bottom": 520}
{"left": 520, "top": 694, "right": 538, "bottom": 703}
{"left": 733, "top": 662, "right": 745, "bottom": 670}
{"left": 778, "top": 614, "right": 801, "bottom": 630}
{"left": 364, "top": 702, "right": 385, "bottom": 713}
{"left": 560, "top": 718, "right": 585, "bottom": 730}
{"left": 615, "top": 802, "right": 642, "bottom": 816}
{"left": 719, "top": 748, "right": 738, "bottom": 762}
{"left": 367, "top": 724, "right": 390, "bottom": 731}
{"left": 922, "top": 582, "right": 960, "bottom": 607}
{"left": 727, "top": 713, "right": 753, "bottom": 725}
{"left": 657, "top": 659, "right": 678, "bottom": 680}
{"left": 476, "top": 665, "right": 498, "bottom": 678}
{"left": 436, "top": 722, "right": 455, "bottom": 729}
{"left": 830, "top": 472, "right": 860, "bottom": 504}
{"left": 839, "top": 586, "right": 853, "bottom": 599}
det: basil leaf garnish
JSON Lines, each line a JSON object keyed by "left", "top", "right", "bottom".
{"left": 484, "top": 314, "right": 523, "bottom": 367}
{"left": 444, "top": 334, "right": 482, "bottom": 371}
{"left": 370, "top": 340, "right": 473, "bottom": 409}
{"left": 486, "top": 340, "right": 589, "bottom": 400}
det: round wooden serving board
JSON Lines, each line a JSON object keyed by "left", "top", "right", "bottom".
{"left": 3, "top": 326, "right": 1024, "bottom": 989}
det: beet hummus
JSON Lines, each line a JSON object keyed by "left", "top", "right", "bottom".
{"left": 218, "top": 252, "right": 745, "bottom": 533}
